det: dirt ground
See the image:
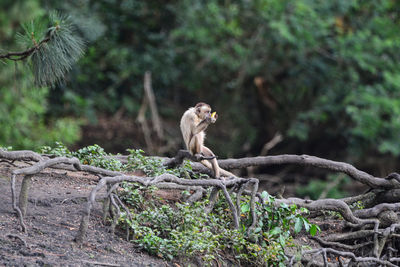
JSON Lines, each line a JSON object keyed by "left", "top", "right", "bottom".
{"left": 0, "top": 162, "right": 170, "bottom": 267}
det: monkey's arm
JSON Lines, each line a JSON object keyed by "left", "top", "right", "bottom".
{"left": 192, "top": 118, "right": 211, "bottom": 136}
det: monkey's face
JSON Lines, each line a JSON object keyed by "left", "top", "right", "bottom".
{"left": 196, "top": 105, "right": 212, "bottom": 120}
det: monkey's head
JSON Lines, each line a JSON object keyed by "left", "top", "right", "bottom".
{"left": 195, "top": 102, "right": 217, "bottom": 122}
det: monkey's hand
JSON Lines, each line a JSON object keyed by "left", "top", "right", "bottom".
{"left": 210, "top": 112, "right": 218, "bottom": 123}
{"left": 194, "top": 153, "right": 216, "bottom": 161}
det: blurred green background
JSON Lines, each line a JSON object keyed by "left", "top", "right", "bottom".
{"left": 2, "top": 0, "right": 400, "bottom": 196}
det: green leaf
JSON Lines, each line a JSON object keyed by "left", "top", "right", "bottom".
{"left": 294, "top": 217, "right": 303, "bottom": 234}
{"left": 302, "top": 218, "right": 310, "bottom": 232}
{"left": 280, "top": 203, "right": 289, "bottom": 209}
{"left": 241, "top": 203, "right": 250, "bottom": 213}
{"left": 310, "top": 224, "right": 319, "bottom": 236}
{"left": 261, "top": 191, "right": 269, "bottom": 199}
{"left": 270, "top": 227, "right": 281, "bottom": 236}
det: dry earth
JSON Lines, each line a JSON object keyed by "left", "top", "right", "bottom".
{"left": 0, "top": 163, "right": 170, "bottom": 267}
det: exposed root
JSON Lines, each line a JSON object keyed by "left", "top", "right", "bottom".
{"left": 2, "top": 149, "right": 400, "bottom": 265}
{"left": 74, "top": 174, "right": 258, "bottom": 243}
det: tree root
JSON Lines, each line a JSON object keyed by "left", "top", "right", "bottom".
{"left": 5, "top": 154, "right": 82, "bottom": 232}
{"left": 2, "top": 149, "right": 400, "bottom": 264}
{"left": 74, "top": 174, "right": 258, "bottom": 243}
{"left": 291, "top": 247, "right": 398, "bottom": 267}
{"left": 216, "top": 155, "right": 400, "bottom": 189}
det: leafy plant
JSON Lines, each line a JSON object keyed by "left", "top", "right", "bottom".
{"left": 0, "top": 87, "right": 81, "bottom": 150}
{"left": 119, "top": 185, "right": 320, "bottom": 266}
{"left": 125, "top": 148, "right": 205, "bottom": 178}
{"left": 74, "top": 144, "right": 122, "bottom": 170}
{"left": 40, "top": 142, "right": 122, "bottom": 170}
{"left": 41, "top": 141, "right": 72, "bottom": 157}
{"left": 38, "top": 143, "right": 321, "bottom": 265}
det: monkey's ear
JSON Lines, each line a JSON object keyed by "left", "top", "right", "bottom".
{"left": 196, "top": 107, "right": 201, "bottom": 115}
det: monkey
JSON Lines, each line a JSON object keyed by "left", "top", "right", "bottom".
{"left": 180, "top": 102, "right": 235, "bottom": 178}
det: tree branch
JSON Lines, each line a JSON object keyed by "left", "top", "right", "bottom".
{"left": 217, "top": 154, "right": 399, "bottom": 189}
{"left": 0, "top": 37, "right": 50, "bottom": 61}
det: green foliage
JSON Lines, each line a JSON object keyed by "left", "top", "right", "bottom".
{"left": 40, "top": 143, "right": 196, "bottom": 175}
{"left": 74, "top": 144, "right": 122, "bottom": 170}
{"left": 40, "top": 141, "right": 72, "bottom": 157}
{"left": 125, "top": 149, "right": 167, "bottom": 176}
{"left": 39, "top": 143, "right": 321, "bottom": 264}
{"left": 129, "top": 203, "right": 217, "bottom": 261}
{"left": 31, "top": 12, "right": 85, "bottom": 87}
{"left": 3, "top": 0, "right": 400, "bottom": 162}
{"left": 119, "top": 185, "right": 320, "bottom": 265}
{"left": 258, "top": 191, "right": 320, "bottom": 237}
{"left": 296, "top": 174, "right": 350, "bottom": 200}
{"left": 0, "top": 86, "right": 81, "bottom": 150}
{"left": 41, "top": 142, "right": 122, "bottom": 171}
{"left": 7, "top": 11, "right": 85, "bottom": 87}
{"left": 125, "top": 149, "right": 206, "bottom": 178}
{"left": 0, "top": 1, "right": 82, "bottom": 150}
{"left": 349, "top": 200, "right": 365, "bottom": 211}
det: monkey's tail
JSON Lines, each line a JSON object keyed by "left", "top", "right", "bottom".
{"left": 200, "top": 160, "right": 236, "bottom": 178}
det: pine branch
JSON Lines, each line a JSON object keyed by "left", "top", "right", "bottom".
{"left": 0, "top": 37, "right": 50, "bottom": 61}
{"left": 0, "top": 12, "right": 85, "bottom": 87}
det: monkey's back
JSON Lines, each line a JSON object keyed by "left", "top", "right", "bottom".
{"left": 180, "top": 107, "right": 205, "bottom": 153}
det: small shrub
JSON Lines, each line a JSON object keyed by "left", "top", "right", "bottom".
{"left": 39, "top": 143, "right": 321, "bottom": 265}
{"left": 119, "top": 187, "right": 320, "bottom": 266}
{"left": 124, "top": 148, "right": 205, "bottom": 178}
{"left": 40, "top": 142, "right": 122, "bottom": 170}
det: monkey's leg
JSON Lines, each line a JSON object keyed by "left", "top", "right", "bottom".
{"left": 201, "top": 146, "right": 220, "bottom": 178}
{"left": 188, "top": 135, "right": 201, "bottom": 155}
{"left": 202, "top": 146, "right": 237, "bottom": 178}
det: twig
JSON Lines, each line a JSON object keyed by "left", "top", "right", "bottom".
{"left": 354, "top": 202, "right": 400, "bottom": 218}
{"left": 0, "top": 37, "right": 50, "bottom": 61}
{"left": 11, "top": 173, "right": 27, "bottom": 232}
{"left": 6, "top": 233, "right": 28, "bottom": 247}
{"left": 0, "top": 150, "right": 43, "bottom": 162}
{"left": 136, "top": 95, "right": 154, "bottom": 154}
{"left": 205, "top": 187, "right": 220, "bottom": 214}
{"left": 81, "top": 260, "right": 121, "bottom": 267}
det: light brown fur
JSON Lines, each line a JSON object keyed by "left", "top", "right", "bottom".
{"left": 180, "top": 103, "right": 235, "bottom": 178}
